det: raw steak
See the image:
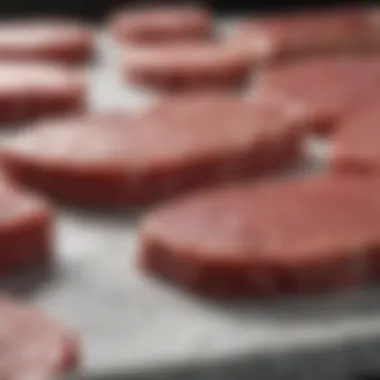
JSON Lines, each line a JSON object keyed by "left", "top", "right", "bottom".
{"left": 332, "top": 103, "right": 380, "bottom": 173}
{"left": 110, "top": 5, "right": 213, "bottom": 44}
{"left": 0, "top": 97, "right": 306, "bottom": 206}
{"left": 0, "top": 20, "right": 94, "bottom": 64}
{"left": 0, "top": 62, "right": 86, "bottom": 123}
{"left": 124, "top": 43, "right": 253, "bottom": 92}
{"left": 0, "top": 296, "right": 79, "bottom": 379}
{"left": 253, "top": 56, "right": 380, "bottom": 134}
{"left": 0, "top": 181, "right": 52, "bottom": 275}
{"left": 140, "top": 175, "right": 380, "bottom": 297}
{"left": 232, "top": 5, "right": 380, "bottom": 64}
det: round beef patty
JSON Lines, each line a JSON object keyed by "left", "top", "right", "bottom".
{"left": 124, "top": 43, "right": 253, "bottom": 92}
{"left": 0, "top": 96, "right": 307, "bottom": 206}
{"left": 253, "top": 55, "right": 380, "bottom": 134}
{"left": 0, "top": 20, "right": 94, "bottom": 64}
{"left": 140, "top": 175, "right": 380, "bottom": 297}
{"left": 0, "top": 62, "right": 86, "bottom": 123}
{"left": 110, "top": 5, "right": 213, "bottom": 45}
{"left": 231, "top": 6, "right": 380, "bottom": 65}
{"left": 0, "top": 181, "right": 52, "bottom": 275}
{"left": 0, "top": 296, "right": 79, "bottom": 379}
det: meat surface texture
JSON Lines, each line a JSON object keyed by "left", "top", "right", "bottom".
{"left": 0, "top": 96, "right": 307, "bottom": 207}
{"left": 232, "top": 5, "right": 380, "bottom": 64}
{"left": 0, "top": 296, "right": 79, "bottom": 379}
{"left": 110, "top": 6, "right": 213, "bottom": 44}
{"left": 0, "top": 62, "right": 86, "bottom": 123}
{"left": 0, "top": 181, "right": 52, "bottom": 275}
{"left": 124, "top": 43, "right": 253, "bottom": 92}
{"left": 253, "top": 56, "right": 380, "bottom": 134}
{"left": 331, "top": 103, "right": 380, "bottom": 173}
{"left": 0, "top": 20, "right": 94, "bottom": 64}
{"left": 140, "top": 175, "right": 380, "bottom": 297}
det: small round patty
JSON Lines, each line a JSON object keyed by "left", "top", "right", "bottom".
{"left": 0, "top": 62, "right": 86, "bottom": 123}
{"left": 0, "top": 20, "right": 94, "bottom": 64}
{"left": 0, "top": 296, "right": 79, "bottom": 379}
{"left": 110, "top": 6, "right": 213, "bottom": 44}
{"left": 124, "top": 43, "right": 253, "bottom": 92}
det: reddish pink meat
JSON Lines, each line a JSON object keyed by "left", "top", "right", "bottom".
{"left": 140, "top": 175, "right": 380, "bottom": 297}
{"left": 124, "top": 43, "right": 253, "bottom": 92}
{"left": 0, "top": 20, "right": 94, "bottom": 64}
{"left": 0, "top": 296, "right": 79, "bottom": 379}
{"left": 232, "top": 5, "right": 380, "bottom": 64}
{"left": 110, "top": 6, "right": 213, "bottom": 44}
{"left": 332, "top": 103, "right": 380, "bottom": 173}
{"left": 253, "top": 55, "right": 380, "bottom": 134}
{"left": 0, "top": 182, "right": 52, "bottom": 275}
{"left": 0, "top": 62, "right": 86, "bottom": 123}
{"left": 0, "top": 97, "right": 307, "bottom": 207}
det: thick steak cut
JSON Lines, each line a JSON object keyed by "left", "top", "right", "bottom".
{"left": 140, "top": 175, "right": 380, "bottom": 297}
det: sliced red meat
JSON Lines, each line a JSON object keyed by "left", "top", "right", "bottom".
{"left": 124, "top": 43, "right": 253, "bottom": 92}
{"left": 0, "top": 182, "right": 52, "bottom": 275}
{"left": 0, "top": 20, "right": 94, "bottom": 64}
{"left": 0, "top": 97, "right": 307, "bottom": 207}
{"left": 110, "top": 5, "right": 213, "bottom": 44}
{"left": 0, "top": 62, "right": 86, "bottom": 123}
{"left": 0, "top": 296, "right": 79, "bottom": 379}
{"left": 331, "top": 103, "right": 380, "bottom": 173}
{"left": 140, "top": 175, "right": 380, "bottom": 297}
{"left": 232, "top": 5, "right": 380, "bottom": 65}
{"left": 253, "top": 55, "right": 380, "bottom": 134}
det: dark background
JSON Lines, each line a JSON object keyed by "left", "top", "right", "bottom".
{"left": 0, "top": 0, "right": 370, "bottom": 20}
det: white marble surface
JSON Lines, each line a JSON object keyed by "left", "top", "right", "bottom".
{"left": 2, "top": 26, "right": 380, "bottom": 380}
